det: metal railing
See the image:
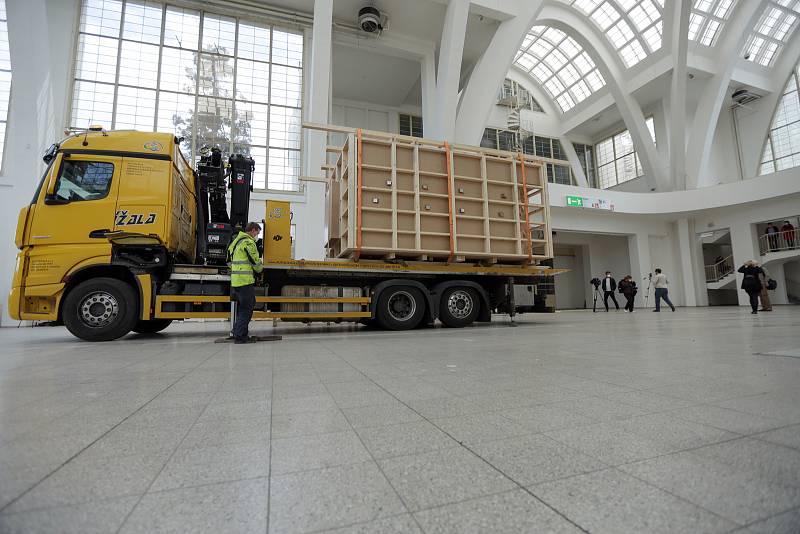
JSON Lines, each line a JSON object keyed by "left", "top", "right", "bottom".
{"left": 705, "top": 255, "right": 734, "bottom": 283}
{"left": 759, "top": 229, "right": 799, "bottom": 255}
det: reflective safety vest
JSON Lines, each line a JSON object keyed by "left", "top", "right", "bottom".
{"left": 228, "top": 231, "right": 263, "bottom": 287}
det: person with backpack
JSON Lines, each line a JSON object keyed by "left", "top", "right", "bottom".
{"left": 618, "top": 275, "right": 637, "bottom": 313}
{"left": 228, "top": 222, "right": 264, "bottom": 343}
{"left": 738, "top": 260, "right": 764, "bottom": 314}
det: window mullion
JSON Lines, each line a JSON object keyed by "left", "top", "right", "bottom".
{"left": 111, "top": 0, "right": 127, "bottom": 130}
{"left": 152, "top": 3, "right": 166, "bottom": 133}
{"left": 265, "top": 25, "right": 273, "bottom": 190}
{"left": 230, "top": 18, "right": 239, "bottom": 157}
{"left": 191, "top": 10, "right": 204, "bottom": 162}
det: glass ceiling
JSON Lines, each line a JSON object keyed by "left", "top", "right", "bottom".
{"left": 743, "top": 1, "right": 800, "bottom": 67}
{"left": 557, "top": 0, "right": 664, "bottom": 68}
{"left": 688, "top": 0, "right": 737, "bottom": 46}
{"left": 514, "top": 26, "right": 606, "bottom": 112}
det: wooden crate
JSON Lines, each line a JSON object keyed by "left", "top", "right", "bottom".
{"left": 321, "top": 127, "right": 553, "bottom": 264}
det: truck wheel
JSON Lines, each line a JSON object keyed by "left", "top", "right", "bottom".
{"left": 439, "top": 287, "right": 480, "bottom": 328}
{"left": 375, "top": 286, "right": 426, "bottom": 330}
{"left": 132, "top": 319, "right": 173, "bottom": 334}
{"left": 62, "top": 278, "right": 139, "bottom": 341}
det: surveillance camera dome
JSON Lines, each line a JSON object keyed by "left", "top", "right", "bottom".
{"left": 358, "top": 6, "right": 382, "bottom": 33}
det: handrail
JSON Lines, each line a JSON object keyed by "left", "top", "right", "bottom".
{"left": 704, "top": 254, "right": 733, "bottom": 283}
{"left": 759, "top": 228, "right": 799, "bottom": 255}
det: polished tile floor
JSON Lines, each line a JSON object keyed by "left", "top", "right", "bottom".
{"left": 0, "top": 307, "right": 799, "bottom": 533}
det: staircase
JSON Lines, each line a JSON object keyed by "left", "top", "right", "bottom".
{"left": 705, "top": 255, "right": 734, "bottom": 289}
{"left": 706, "top": 270, "right": 736, "bottom": 290}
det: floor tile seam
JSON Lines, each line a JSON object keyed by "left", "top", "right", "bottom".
{"left": 660, "top": 405, "right": 793, "bottom": 438}
{"left": 329, "top": 356, "right": 591, "bottom": 533}
{"left": 0, "top": 490, "right": 145, "bottom": 517}
{"left": 0, "top": 345, "right": 228, "bottom": 516}
{"left": 113, "top": 346, "right": 236, "bottom": 534}
{"left": 266, "top": 354, "right": 276, "bottom": 534}
{"left": 722, "top": 503, "right": 800, "bottom": 533}
{"left": 610, "top": 464, "right": 753, "bottom": 528}
{"left": 314, "top": 378, "right": 427, "bottom": 534}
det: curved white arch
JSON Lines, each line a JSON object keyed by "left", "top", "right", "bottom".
{"left": 536, "top": 3, "right": 670, "bottom": 191}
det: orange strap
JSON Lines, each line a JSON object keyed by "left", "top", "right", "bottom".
{"left": 444, "top": 141, "right": 455, "bottom": 263}
{"left": 355, "top": 128, "right": 363, "bottom": 261}
{"left": 518, "top": 152, "right": 532, "bottom": 265}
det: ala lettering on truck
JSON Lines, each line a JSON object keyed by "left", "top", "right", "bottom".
{"left": 115, "top": 210, "right": 157, "bottom": 226}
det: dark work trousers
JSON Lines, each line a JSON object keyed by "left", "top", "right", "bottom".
{"left": 654, "top": 288, "right": 675, "bottom": 311}
{"left": 603, "top": 291, "right": 620, "bottom": 311}
{"left": 624, "top": 293, "right": 635, "bottom": 312}
{"left": 746, "top": 290, "right": 760, "bottom": 313}
{"left": 232, "top": 284, "right": 256, "bottom": 341}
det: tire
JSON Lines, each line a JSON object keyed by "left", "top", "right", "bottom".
{"left": 132, "top": 319, "right": 173, "bottom": 334}
{"left": 62, "top": 277, "right": 139, "bottom": 341}
{"left": 439, "top": 287, "right": 480, "bottom": 328}
{"left": 375, "top": 286, "right": 426, "bottom": 330}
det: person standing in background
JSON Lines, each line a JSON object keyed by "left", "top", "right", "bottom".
{"left": 738, "top": 260, "right": 764, "bottom": 314}
{"left": 766, "top": 223, "right": 780, "bottom": 251}
{"left": 618, "top": 275, "right": 637, "bottom": 313}
{"left": 757, "top": 262, "right": 772, "bottom": 312}
{"left": 652, "top": 268, "right": 676, "bottom": 312}
{"left": 602, "top": 271, "right": 620, "bottom": 312}
{"left": 782, "top": 220, "right": 796, "bottom": 249}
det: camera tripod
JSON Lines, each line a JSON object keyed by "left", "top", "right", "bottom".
{"left": 642, "top": 274, "right": 653, "bottom": 308}
{"left": 592, "top": 285, "right": 603, "bottom": 312}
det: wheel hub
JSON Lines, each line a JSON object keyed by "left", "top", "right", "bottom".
{"left": 447, "top": 290, "right": 473, "bottom": 319}
{"left": 387, "top": 291, "right": 417, "bottom": 322}
{"left": 79, "top": 291, "right": 119, "bottom": 328}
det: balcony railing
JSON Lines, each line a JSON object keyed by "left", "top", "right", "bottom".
{"left": 759, "top": 229, "right": 799, "bottom": 255}
{"left": 705, "top": 255, "right": 734, "bottom": 283}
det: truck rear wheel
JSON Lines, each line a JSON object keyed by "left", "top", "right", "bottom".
{"left": 62, "top": 278, "right": 139, "bottom": 341}
{"left": 375, "top": 286, "right": 426, "bottom": 330}
{"left": 439, "top": 287, "right": 480, "bottom": 328}
{"left": 132, "top": 319, "right": 173, "bottom": 334}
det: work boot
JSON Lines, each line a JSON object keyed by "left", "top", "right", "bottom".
{"left": 234, "top": 336, "right": 258, "bottom": 344}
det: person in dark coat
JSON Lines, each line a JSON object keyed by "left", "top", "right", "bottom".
{"left": 618, "top": 275, "right": 637, "bottom": 313}
{"left": 738, "top": 260, "right": 764, "bottom": 314}
{"left": 601, "top": 271, "right": 619, "bottom": 312}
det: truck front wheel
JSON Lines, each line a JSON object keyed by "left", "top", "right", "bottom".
{"left": 62, "top": 278, "right": 139, "bottom": 341}
{"left": 375, "top": 286, "right": 426, "bottom": 330}
{"left": 439, "top": 287, "right": 480, "bottom": 328}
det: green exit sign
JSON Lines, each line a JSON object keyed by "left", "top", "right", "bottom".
{"left": 566, "top": 195, "right": 584, "bottom": 207}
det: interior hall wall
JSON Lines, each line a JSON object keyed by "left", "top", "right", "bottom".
{"left": 553, "top": 246, "right": 586, "bottom": 309}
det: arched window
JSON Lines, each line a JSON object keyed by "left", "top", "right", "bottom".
{"left": 760, "top": 66, "right": 800, "bottom": 174}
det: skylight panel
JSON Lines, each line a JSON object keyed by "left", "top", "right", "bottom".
{"left": 743, "top": 1, "right": 800, "bottom": 66}
{"left": 689, "top": 0, "right": 738, "bottom": 46}
{"left": 513, "top": 24, "right": 607, "bottom": 112}
{"left": 557, "top": 0, "right": 664, "bottom": 67}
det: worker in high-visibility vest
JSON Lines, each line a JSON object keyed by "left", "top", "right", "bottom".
{"left": 228, "top": 222, "right": 263, "bottom": 343}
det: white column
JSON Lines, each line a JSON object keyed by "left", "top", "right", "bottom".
{"left": 421, "top": 51, "right": 437, "bottom": 135}
{"left": 298, "top": 0, "right": 333, "bottom": 260}
{"left": 668, "top": 0, "right": 690, "bottom": 190}
{"left": 766, "top": 262, "right": 789, "bottom": 305}
{"left": 685, "top": 0, "right": 766, "bottom": 189}
{"left": 0, "top": 0, "right": 79, "bottom": 325}
{"left": 454, "top": 1, "right": 543, "bottom": 145}
{"left": 428, "top": 0, "right": 470, "bottom": 141}
{"left": 676, "top": 218, "right": 698, "bottom": 306}
{"left": 729, "top": 220, "right": 759, "bottom": 306}
{"left": 628, "top": 232, "right": 652, "bottom": 308}
{"left": 560, "top": 136, "right": 589, "bottom": 187}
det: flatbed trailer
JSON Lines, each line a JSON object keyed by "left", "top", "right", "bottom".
{"left": 150, "top": 257, "right": 559, "bottom": 327}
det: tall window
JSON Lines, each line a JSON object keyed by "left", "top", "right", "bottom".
{"left": 399, "top": 114, "right": 423, "bottom": 137}
{"left": 71, "top": 0, "right": 303, "bottom": 191}
{"left": 595, "top": 117, "right": 656, "bottom": 189}
{"left": 0, "top": 0, "right": 10, "bottom": 171}
{"left": 760, "top": 65, "right": 800, "bottom": 174}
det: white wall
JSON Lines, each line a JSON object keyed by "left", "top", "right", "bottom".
{"left": 553, "top": 245, "right": 586, "bottom": 309}
{"left": 0, "top": 0, "right": 80, "bottom": 325}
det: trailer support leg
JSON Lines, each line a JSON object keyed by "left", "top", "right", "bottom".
{"left": 506, "top": 277, "right": 518, "bottom": 327}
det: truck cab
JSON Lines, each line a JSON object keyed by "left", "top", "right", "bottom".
{"left": 10, "top": 130, "right": 196, "bottom": 338}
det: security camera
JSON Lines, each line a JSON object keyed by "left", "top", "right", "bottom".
{"left": 358, "top": 6, "right": 382, "bottom": 33}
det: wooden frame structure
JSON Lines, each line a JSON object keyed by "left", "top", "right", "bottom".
{"left": 307, "top": 124, "right": 554, "bottom": 265}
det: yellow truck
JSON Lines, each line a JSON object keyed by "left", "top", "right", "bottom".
{"left": 10, "top": 128, "right": 557, "bottom": 341}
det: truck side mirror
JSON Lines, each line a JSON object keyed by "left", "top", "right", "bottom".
{"left": 45, "top": 154, "right": 63, "bottom": 198}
